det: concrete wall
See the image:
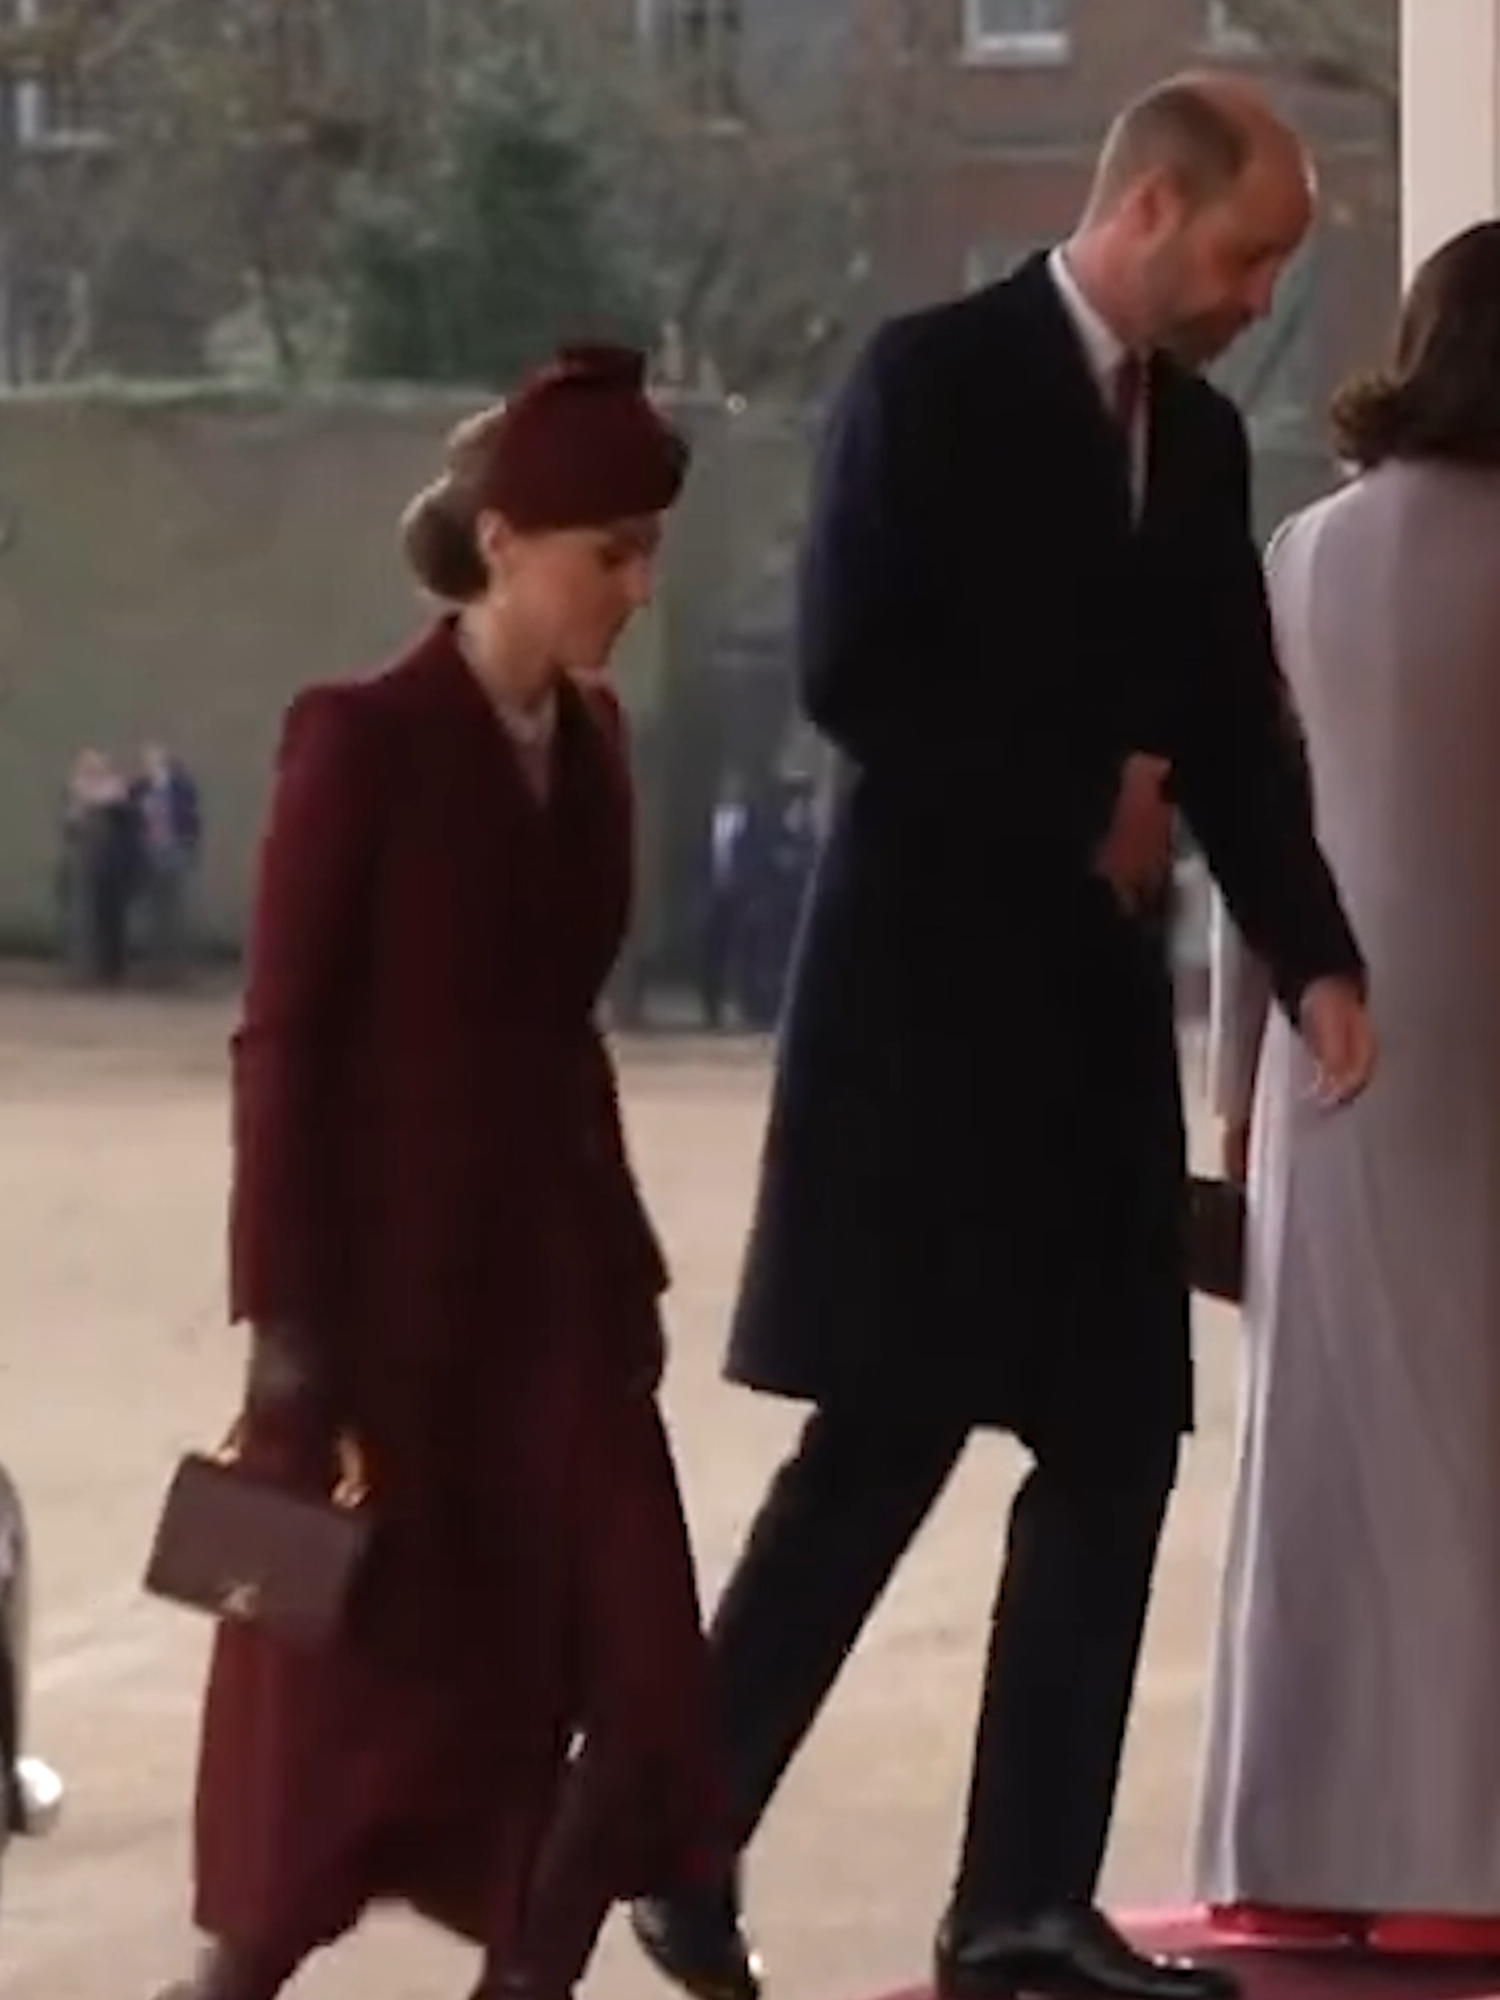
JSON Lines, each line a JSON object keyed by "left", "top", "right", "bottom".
{"left": 0, "top": 386, "right": 808, "bottom": 954}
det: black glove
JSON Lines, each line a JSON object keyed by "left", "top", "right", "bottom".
{"left": 244, "top": 1320, "right": 331, "bottom": 1414}
{"left": 241, "top": 1321, "right": 340, "bottom": 1487}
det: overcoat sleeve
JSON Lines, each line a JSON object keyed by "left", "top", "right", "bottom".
{"left": 574, "top": 677, "right": 671, "bottom": 1301}
{"left": 1172, "top": 414, "right": 1364, "bottom": 1014}
{"left": 798, "top": 319, "right": 1123, "bottom": 865}
{"left": 228, "top": 686, "right": 379, "bottom": 1328}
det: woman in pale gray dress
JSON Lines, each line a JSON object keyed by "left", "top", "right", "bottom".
{"left": 1194, "top": 220, "right": 1500, "bottom": 1956}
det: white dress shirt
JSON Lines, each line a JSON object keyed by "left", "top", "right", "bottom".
{"left": 1047, "top": 245, "right": 1149, "bottom": 514}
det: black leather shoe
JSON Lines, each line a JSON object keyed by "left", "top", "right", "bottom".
{"left": 630, "top": 1888, "right": 764, "bottom": 2000}
{"left": 936, "top": 1907, "right": 1241, "bottom": 2000}
{"left": 469, "top": 1973, "right": 572, "bottom": 2000}
{"left": 152, "top": 1943, "right": 291, "bottom": 2000}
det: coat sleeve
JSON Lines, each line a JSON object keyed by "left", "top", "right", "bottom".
{"left": 798, "top": 318, "right": 1122, "bottom": 865}
{"left": 228, "top": 686, "right": 379, "bottom": 1328}
{"left": 1172, "top": 411, "right": 1364, "bottom": 1014}
{"left": 574, "top": 680, "right": 671, "bottom": 1302}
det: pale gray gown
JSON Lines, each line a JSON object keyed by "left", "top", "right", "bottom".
{"left": 1193, "top": 459, "right": 1500, "bottom": 1914}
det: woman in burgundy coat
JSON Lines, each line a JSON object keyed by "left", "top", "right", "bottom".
{"left": 158, "top": 347, "right": 720, "bottom": 2000}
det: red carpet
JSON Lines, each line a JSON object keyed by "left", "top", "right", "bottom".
{"left": 876, "top": 1910, "right": 1500, "bottom": 2000}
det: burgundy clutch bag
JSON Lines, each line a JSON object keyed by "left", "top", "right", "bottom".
{"left": 1187, "top": 1175, "right": 1246, "bottom": 1306}
{"left": 143, "top": 1426, "right": 373, "bottom": 1650}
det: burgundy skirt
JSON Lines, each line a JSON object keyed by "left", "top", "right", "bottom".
{"left": 191, "top": 1308, "right": 720, "bottom": 1968}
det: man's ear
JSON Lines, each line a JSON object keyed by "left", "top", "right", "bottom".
{"left": 1130, "top": 166, "right": 1188, "bottom": 241}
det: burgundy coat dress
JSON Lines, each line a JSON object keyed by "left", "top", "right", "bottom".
{"left": 191, "top": 620, "right": 717, "bottom": 1971}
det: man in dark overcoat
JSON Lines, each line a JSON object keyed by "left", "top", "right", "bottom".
{"left": 633, "top": 73, "right": 1375, "bottom": 2000}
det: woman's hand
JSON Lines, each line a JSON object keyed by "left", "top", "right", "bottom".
{"left": 242, "top": 1321, "right": 341, "bottom": 1489}
{"left": 1298, "top": 976, "right": 1377, "bottom": 1108}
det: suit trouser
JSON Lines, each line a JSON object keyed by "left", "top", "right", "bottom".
{"left": 706, "top": 1402, "right": 1179, "bottom": 1922}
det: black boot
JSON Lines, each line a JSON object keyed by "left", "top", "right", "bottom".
{"left": 630, "top": 1884, "right": 763, "bottom": 2000}
{"left": 469, "top": 1973, "right": 573, "bottom": 2000}
{"left": 473, "top": 1752, "right": 620, "bottom": 2000}
{"left": 153, "top": 1940, "right": 294, "bottom": 2000}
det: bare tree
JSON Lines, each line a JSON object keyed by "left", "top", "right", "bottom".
{"left": 487, "top": 1, "right": 1400, "bottom": 397}
{"left": 0, "top": 0, "right": 421, "bottom": 381}
{"left": 1221, "top": 0, "right": 1396, "bottom": 101}
{"left": 1216, "top": 0, "right": 1397, "bottom": 231}
{"left": 524, "top": 0, "right": 954, "bottom": 399}
{"left": 0, "top": 0, "right": 1404, "bottom": 389}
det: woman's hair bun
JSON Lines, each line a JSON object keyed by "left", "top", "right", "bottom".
{"left": 400, "top": 475, "right": 489, "bottom": 603}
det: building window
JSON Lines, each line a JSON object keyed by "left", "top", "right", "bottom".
{"left": 15, "top": 70, "right": 101, "bottom": 151}
{"left": 1203, "top": 1, "right": 1262, "bottom": 55}
{"left": 2, "top": 0, "right": 112, "bottom": 152}
{"left": 636, "top": 0, "right": 743, "bottom": 117}
{"left": 962, "top": 0, "right": 1070, "bottom": 65}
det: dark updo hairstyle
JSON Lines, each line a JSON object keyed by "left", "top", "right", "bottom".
{"left": 1331, "top": 220, "right": 1500, "bottom": 471}
{"left": 400, "top": 342, "right": 691, "bottom": 604}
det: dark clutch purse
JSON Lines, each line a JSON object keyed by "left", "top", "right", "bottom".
{"left": 143, "top": 1422, "right": 373, "bottom": 1649}
{"left": 1187, "top": 1175, "right": 1246, "bottom": 1306}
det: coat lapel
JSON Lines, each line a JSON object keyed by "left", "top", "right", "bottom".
{"left": 407, "top": 625, "right": 633, "bottom": 988}
{"left": 1135, "top": 361, "right": 1204, "bottom": 537}
{"left": 991, "top": 255, "right": 1138, "bottom": 531}
{"left": 414, "top": 619, "right": 556, "bottom": 842}
{"left": 992, "top": 254, "right": 1213, "bottom": 542}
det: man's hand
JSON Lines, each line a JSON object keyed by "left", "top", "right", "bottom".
{"left": 1298, "top": 977, "right": 1376, "bottom": 1108}
{"left": 1096, "top": 754, "right": 1174, "bottom": 914}
{"left": 1221, "top": 1117, "right": 1251, "bottom": 1186}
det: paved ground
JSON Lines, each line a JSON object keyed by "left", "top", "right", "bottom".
{"left": 0, "top": 987, "right": 1240, "bottom": 2000}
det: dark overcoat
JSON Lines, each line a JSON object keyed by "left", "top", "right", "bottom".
{"left": 726, "top": 254, "right": 1362, "bottom": 1449}
{"left": 192, "top": 622, "right": 716, "bottom": 1969}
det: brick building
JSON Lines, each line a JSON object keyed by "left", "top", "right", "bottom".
{"left": 634, "top": 0, "right": 1397, "bottom": 433}
{"left": 845, "top": 0, "right": 1399, "bottom": 441}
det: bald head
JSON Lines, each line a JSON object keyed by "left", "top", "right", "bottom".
{"left": 1087, "top": 73, "right": 1305, "bottom": 220}
{"left": 1064, "top": 72, "right": 1313, "bottom": 366}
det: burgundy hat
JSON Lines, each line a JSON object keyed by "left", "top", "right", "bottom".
{"left": 451, "top": 343, "right": 689, "bottom": 533}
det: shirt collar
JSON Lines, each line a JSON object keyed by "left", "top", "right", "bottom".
{"left": 1048, "top": 245, "right": 1130, "bottom": 394}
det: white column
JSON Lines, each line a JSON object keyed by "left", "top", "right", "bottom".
{"left": 1401, "top": 0, "right": 1500, "bottom": 278}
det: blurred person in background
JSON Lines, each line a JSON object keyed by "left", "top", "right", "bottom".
{"left": 130, "top": 739, "right": 203, "bottom": 985}
{"left": 699, "top": 770, "right": 752, "bottom": 1029}
{"left": 732, "top": 774, "right": 820, "bottom": 1031}
{"left": 57, "top": 747, "right": 139, "bottom": 987}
